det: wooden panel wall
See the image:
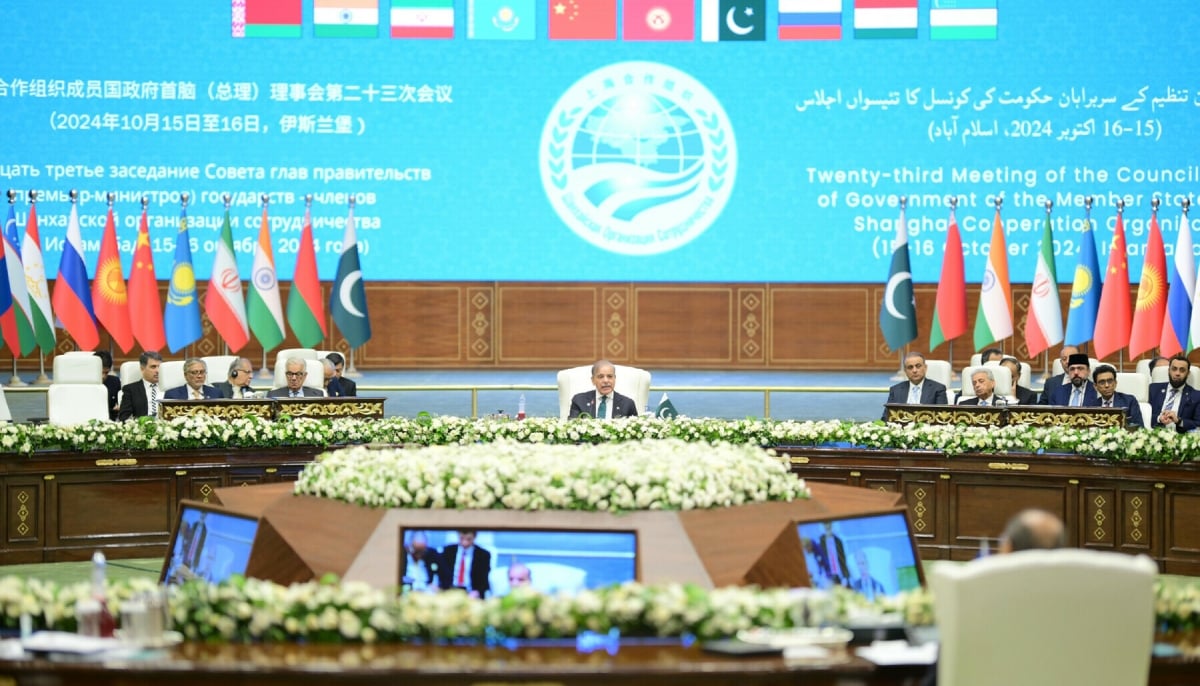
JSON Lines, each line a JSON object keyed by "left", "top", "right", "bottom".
{"left": 41, "top": 281, "right": 1136, "bottom": 371}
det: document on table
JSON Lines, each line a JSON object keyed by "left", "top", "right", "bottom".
{"left": 856, "top": 640, "right": 938, "bottom": 665}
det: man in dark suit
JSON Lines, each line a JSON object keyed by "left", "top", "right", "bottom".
{"left": 957, "top": 368, "right": 1005, "bottom": 406}
{"left": 999, "top": 356, "right": 1038, "bottom": 405}
{"left": 400, "top": 531, "right": 440, "bottom": 593}
{"left": 163, "top": 358, "right": 223, "bottom": 400}
{"left": 437, "top": 530, "right": 491, "bottom": 598}
{"left": 1150, "top": 353, "right": 1195, "bottom": 430}
{"left": 812, "top": 522, "right": 849, "bottom": 587}
{"left": 118, "top": 351, "right": 163, "bottom": 420}
{"left": 214, "top": 357, "right": 258, "bottom": 399}
{"left": 267, "top": 358, "right": 324, "bottom": 398}
{"left": 1087, "top": 365, "right": 1143, "bottom": 429}
{"left": 883, "top": 352, "right": 948, "bottom": 418}
{"left": 323, "top": 352, "right": 357, "bottom": 397}
{"left": 850, "top": 549, "right": 887, "bottom": 602}
{"left": 1039, "top": 345, "right": 1078, "bottom": 404}
{"left": 569, "top": 359, "right": 638, "bottom": 419}
{"left": 1046, "top": 352, "right": 1097, "bottom": 407}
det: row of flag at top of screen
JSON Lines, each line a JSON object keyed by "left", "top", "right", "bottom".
{"left": 0, "top": 190, "right": 371, "bottom": 357}
{"left": 232, "top": 0, "right": 999, "bottom": 42}
{"left": 880, "top": 197, "right": 1196, "bottom": 362}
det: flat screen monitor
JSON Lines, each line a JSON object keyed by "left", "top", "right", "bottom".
{"left": 795, "top": 509, "right": 924, "bottom": 600}
{"left": 160, "top": 500, "right": 260, "bottom": 585}
{"left": 399, "top": 527, "right": 637, "bottom": 597}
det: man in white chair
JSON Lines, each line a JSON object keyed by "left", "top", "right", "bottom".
{"left": 164, "top": 358, "right": 223, "bottom": 400}
{"left": 214, "top": 358, "right": 257, "bottom": 399}
{"left": 883, "top": 352, "right": 948, "bottom": 419}
{"left": 1086, "top": 365, "right": 1143, "bottom": 429}
{"left": 267, "top": 358, "right": 323, "bottom": 398}
{"left": 1150, "top": 353, "right": 1196, "bottom": 430}
{"left": 957, "top": 368, "right": 1004, "bottom": 407}
{"left": 569, "top": 360, "right": 639, "bottom": 419}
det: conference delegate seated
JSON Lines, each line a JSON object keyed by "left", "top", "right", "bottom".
{"left": 213, "top": 357, "right": 259, "bottom": 399}
{"left": 999, "top": 356, "right": 1037, "bottom": 405}
{"left": 1039, "top": 345, "right": 1078, "bottom": 405}
{"left": 1150, "top": 353, "right": 1197, "bottom": 430}
{"left": 569, "top": 359, "right": 638, "bottom": 419}
{"left": 118, "top": 351, "right": 163, "bottom": 420}
{"left": 163, "top": 358, "right": 223, "bottom": 400}
{"left": 957, "top": 368, "right": 1004, "bottom": 406}
{"left": 1045, "top": 353, "right": 1098, "bottom": 407}
{"left": 267, "top": 358, "right": 324, "bottom": 398}
{"left": 323, "top": 352, "right": 357, "bottom": 397}
{"left": 882, "top": 352, "right": 948, "bottom": 419}
{"left": 1085, "top": 365, "right": 1143, "bottom": 429}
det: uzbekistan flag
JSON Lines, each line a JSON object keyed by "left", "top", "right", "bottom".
{"left": 930, "top": 0, "right": 996, "bottom": 41}
{"left": 391, "top": 0, "right": 455, "bottom": 38}
{"left": 778, "top": 0, "right": 842, "bottom": 41}
{"left": 51, "top": 199, "right": 99, "bottom": 351}
{"left": 234, "top": 0, "right": 303, "bottom": 38}
{"left": 1161, "top": 207, "right": 1194, "bottom": 356}
{"left": 315, "top": 0, "right": 380, "bottom": 38}
{"left": 853, "top": 0, "right": 916, "bottom": 39}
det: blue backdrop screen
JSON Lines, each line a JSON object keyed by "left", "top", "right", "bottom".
{"left": 0, "top": 1, "right": 1191, "bottom": 282}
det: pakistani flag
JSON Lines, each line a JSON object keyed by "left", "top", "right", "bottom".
{"left": 330, "top": 203, "right": 372, "bottom": 348}
{"left": 880, "top": 201, "right": 917, "bottom": 351}
{"left": 655, "top": 393, "right": 679, "bottom": 418}
{"left": 701, "top": 0, "right": 766, "bottom": 41}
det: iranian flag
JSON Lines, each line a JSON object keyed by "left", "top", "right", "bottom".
{"left": 1023, "top": 208, "right": 1063, "bottom": 357}
{"left": 204, "top": 205, "right": 250, "bottom": 352}
{"left": 246, "top": 204, "right": 286, "bottom": 352}
{"left": 973, "top": 206, "right": 1013, "bottom": 350}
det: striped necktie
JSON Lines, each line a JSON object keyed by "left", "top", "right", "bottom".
{"left": 149, "top": 383, "right": 158, "bottom": 415}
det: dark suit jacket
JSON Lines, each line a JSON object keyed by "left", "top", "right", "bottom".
{"left": 569, "top": 390, "right": 638, "bottom": 418}
{"left": 1088, "top": 391, "right": 1144, "bottom": 429}
{"left": 957, "top": 395, "right": 1007, "bottom": 406}
{"left": 883, "top": 380, "right": 948, "bottom": 419}
{"left": 1149, "top": 382, "right": 1197, "bottom": 430}
{"left": 812, "top": 533, "right": 848, "bottom": 586}
{"left": 325, "top": 376, "right": 357, "bottom": 397}
{"left": 1047, "top": 381, "right": 1098, "bottom": 408}
{"left": 163, "top": 384, "right": 223, "bottom": 400}
{"left": 118, "top": 381, "right": 154, "bottom": 420}
{"left": 214, "top": 381, "right": 258, "bottom": 399}
{"left": 400, "top": 549, "right": 440, "bottom": 589}
{"left": 437, "top": 544, "right": 491, "bottom": 596}
{"left": 1012, "top": 384, "right": 1038, "bottom": 406}
{"left": 1039, "top": 373, "right": 1067, "bottom": 405}
{"left": 266, "top": 386, "right": 324, "bottom": 398}
{"left": 103, "top": 375, "right": 121, "bottom": 420}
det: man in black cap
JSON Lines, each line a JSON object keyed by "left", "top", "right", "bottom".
{"left": 1039, "top": 345, "right": 1077, "bottom": 404}
{"left": 1046, "top": 352, "right": 1098, "bottom": 407}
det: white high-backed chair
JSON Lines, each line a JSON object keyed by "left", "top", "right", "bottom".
{"left": 273, "top": 357, "right": 326, "bottom": 394}
{"left": 1150, "top": 364, "right": 1200, "bottom": 389}
{"left": 924, "top": 360, "right": 955, "bottom": 405}
{"left": 202, "top": 355, "right": 240, "bottom": 384}
{"left": 119, "top": 359, "right": 142, "bottom": 387}
{"left": 930, "top": 549, "right": 1156, "bottom": 686}
{"left": 556, "top": 364, "right": 652, "bottom": 419}
{"left": 273, "top": 348, "right": 319, "bottom": 370}
{"left": 48, "top": 355, "right": 109, "bottom": 425}
{"left": 1115, "top": 372, "right": 1151, "bottom": 428}
{"left": 0, "top": 386, "right": 11, "bottom": 422}
{"left": 159, "top": 360, "right": 186, "bottom": 396}
{"left": 959, "top": 365, "right": 1012, "bottom": 403}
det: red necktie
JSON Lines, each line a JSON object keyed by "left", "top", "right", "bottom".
{"left": 456, "top": 552, "right": 466, "bottom": 586}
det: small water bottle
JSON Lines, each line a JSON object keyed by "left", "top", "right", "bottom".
{"left": 517, "top": 394, "right": 526, "bottom": 420}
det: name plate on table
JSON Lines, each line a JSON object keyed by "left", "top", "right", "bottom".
{"left": 273, "top": 396, "right": 386, "bottom": 419}
{"left": 884, "top": 403, "right": 1127, "bottom": 430}
{"left": 159, "top": 399, "right": 275, "bottom": 421}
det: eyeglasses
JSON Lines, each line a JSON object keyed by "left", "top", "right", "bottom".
{"left": 285, "top": 371, "right": 306, "bottom": 378}
{"left": 1094, "top": 378, "right": 1116, "bottom": 386}
{"left": 185, "top": 369, "right": 207, "bottom": 376}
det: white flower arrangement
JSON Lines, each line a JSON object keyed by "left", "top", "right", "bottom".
{"left": 295, "top": 439, "right": 808, "bottom": 512}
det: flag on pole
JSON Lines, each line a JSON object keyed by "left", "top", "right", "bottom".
{"left": 164, "top": 202, "right": 202, "bottom": 353}
{"left": 204, "top": 203, "right": 250, "bottom": 352}
{"left": 51, "top": 197, "right": 99, "bottom": 351}
{"left": 1093, "top": 208, "right": 1132, "bottom": 359}
{"left": 929, "top": 205, "right": 967, "bottom": 351}
{"left": 973, "top": 205, "right": 1013, "bottom": 350}
{"left": 286, "top": 203, "right": 327, "bottom": 348}
{"left": 1024, "top": 206, "right": 1063, "bottom": 357}
{"left": 1162, "top": 206, "right": 1194, "bottom": 356}
{"left": 330, "top": 201, "right": 372, "bottom": 348}
{"left": 1064, "top": 209, "right": 1101, "bottom": 346}
{"left": 655, "top": 392, "right": 679, "bottom": 418}
{"left": 90, "top": 202, "right": 134, "bottom": 353}
{"left": 879, "top": 200, "right": 917, "bottom": 351}
{"left": 128, "top": 203, "right": 166, "bottom": 351}
{"left": 3, "top": 201, "right": 35, "bottom": 355}
{"left": 0, "top": 206, "right": 16, "bottom": 354}
{"left": 1129, "top": 206, "right": 1166, "bottom": 358}
{"left": 22, "top": 199, "right": 57, "bottom": 352}
{"left": 247, "top": 202, "right": 286, "bottom": 351}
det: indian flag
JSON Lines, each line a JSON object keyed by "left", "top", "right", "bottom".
{"left": 930, "top": 0, "right": 996, "bottom": 40}
{"left": 973, "top": 206, "right": 1014, "bottom": 350}
{"left": 392, "top": 0, "right": 455, "bottom": 38}
{"left": 853, "top": 0, "right": 916, "bottom": 39}
{"left": 315, "top": 0, "right": 380, "bottom": 38}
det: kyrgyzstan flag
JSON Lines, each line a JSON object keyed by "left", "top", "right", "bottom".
{"left": 623, "top": 0, "right": 695, "bottom": 40}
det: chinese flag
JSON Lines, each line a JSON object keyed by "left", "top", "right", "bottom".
{"left": 91, "top": 206, "right": 134, "bottom": 352}
{"left": 623, "top": 0, "right": 694, "bottom": 40}
{"left": 549, "top": 0, "right": 617, "bottom": 40}
{"left": 128, "top": 205, "right": 166, "bottom": 352}
{"left": 1093, "top": 209, "right": 1132, "bottom": 360}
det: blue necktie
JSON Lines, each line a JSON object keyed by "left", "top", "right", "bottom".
{"left": 598, "top": 395, "right": 608, "bottom": 419}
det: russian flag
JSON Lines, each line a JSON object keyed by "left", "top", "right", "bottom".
{"left": 51, "top": 198, "right": 99, "bottom": 351}
{"left": 779, "top": 0, "right": 843, "bottom": 40}
{"left": 1161, "top": 207, "right": 1194, "bottom": 356}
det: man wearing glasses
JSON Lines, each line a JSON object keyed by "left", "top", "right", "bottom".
{"left": 164, "top": 358, "right": 223, "bottom": 400}
{"left": 1087, "top": 365, "right": 1143, "bottom": 429}
{"left": 267, "top": 358, "right": 324, "bottom": 398}
{"left": 215, "top": 357, "right": 258, "bottom": 399}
